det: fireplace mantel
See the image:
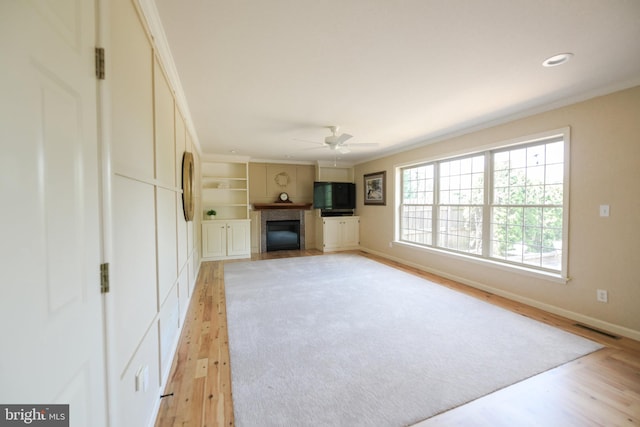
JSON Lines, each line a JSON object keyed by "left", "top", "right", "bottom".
{"left": 253, "top": 203, "right": 313, "bottom": 210}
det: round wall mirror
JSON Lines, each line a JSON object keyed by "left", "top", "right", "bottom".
{"left": 182, "top": 152, "right": 195, "bottom": 221}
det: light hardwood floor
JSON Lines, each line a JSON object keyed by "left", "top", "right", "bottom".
{"left": 155, "top": 250, "right": 640, "bottom": 426}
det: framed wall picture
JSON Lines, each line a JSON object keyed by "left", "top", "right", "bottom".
{"left": 364, "top": 171, "right": 386, "bottom": 205}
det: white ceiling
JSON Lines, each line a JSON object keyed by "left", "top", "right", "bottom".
{"left": 151, "top": 0, "right": 640, "bottom": 164}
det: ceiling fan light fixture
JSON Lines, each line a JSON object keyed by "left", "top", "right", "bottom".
{"left": 542, "top": 52, "right": 574, "bottom": 67}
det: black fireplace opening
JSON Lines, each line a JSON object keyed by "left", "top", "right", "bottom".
{"left": 266, "top": 220, "right": 300, "bottom": 251}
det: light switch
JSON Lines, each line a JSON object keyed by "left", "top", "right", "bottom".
{"left": 599, "top": 205, "right": 610, "bottom": 217}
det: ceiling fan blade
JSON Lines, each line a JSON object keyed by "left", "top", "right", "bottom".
{"left": 293, "top": 138, "right": 323, "bottom": 145}
{"left": 344, "top": 142, "right": 379, "bottom": 148}
{"left": 335, "top": 133, "right": 353, "bottom": 144}
{"left": 337, "top": 146, "right": 351, "bottom": 154}
{"left": 301, "top": 145, "right": 327, "bottom": 151}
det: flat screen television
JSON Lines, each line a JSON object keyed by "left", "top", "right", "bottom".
{"left": 313, "top": 182, "right": 356, "bottom": 211}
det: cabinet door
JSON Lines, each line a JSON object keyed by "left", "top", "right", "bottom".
{"left": 203, "top": 222, "right": 227, "bottom": 258}
{"left": 341, "top": 218, "right": 360, "bottom": 248}
{"left": 227, "top": 221, "right": 251, "bottom": 256}
{"left": 322, "top": 218, "right": 342, "bottom": 250}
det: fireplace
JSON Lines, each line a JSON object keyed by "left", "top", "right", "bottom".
{"left": 259, "top": 208, "right": 306, "bottom": 253}
{"left": 266, "top": 220, "right": 300, "bottom": 251}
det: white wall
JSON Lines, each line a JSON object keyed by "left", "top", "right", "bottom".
{"left": 108, "top": 0, "right": 200, "bottom": 425}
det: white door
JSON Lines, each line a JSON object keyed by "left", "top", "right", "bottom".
{"left": 0, "top": 1, "right": 107, "bottom": 426}
{"left": 227, "top": 220, "right": 251, "bottom": 256}
{"left": 342, "top": 218, "right": 360, "bottom": 248}
{"left": 203, "top": 222, "right": 227, "bottom": 258}
{"left": 322, "top": 218, "right": 342, "bottom": 250}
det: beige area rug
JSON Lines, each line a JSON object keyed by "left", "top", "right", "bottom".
{"left": 224, "top": 254, "right": 602, "bottom": 426}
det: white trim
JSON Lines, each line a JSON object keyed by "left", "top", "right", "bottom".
{"left": 96, "top": 0, "right": 117, "bottom": 424}
{"left": 361, "top": 246, "right": 640, "bottom": 342}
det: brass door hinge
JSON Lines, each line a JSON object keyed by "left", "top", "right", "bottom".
{"left": 95, "top": 47, "right": 105, "bottom": 80}
{"left": 100, "top": 263, "right": 109, "bottom": 293}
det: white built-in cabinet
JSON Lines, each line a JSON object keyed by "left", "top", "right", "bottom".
{"left": 315, "top": 162, "right": 358, "bottom": 252}
{"left": 202, "top": 219, "right": 251, "bottom": 260}
{"left": 318, "top": 216, "right": 360, "bottom": 252}
{"left": 201, "top": 156, "right": 251, "bottom": 260}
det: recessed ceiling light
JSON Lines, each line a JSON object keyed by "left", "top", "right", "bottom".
{"left": 542, "top": 53, "right": 574, "bottom": 67}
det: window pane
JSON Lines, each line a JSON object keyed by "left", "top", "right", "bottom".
{"left": 439, "top": 155, "right": 484, "bottom": 206}
{"left": 526, "top": 185, "right": 544, "bottom": 205}
{"left": 527, "top": 165, "right": 545, "bottom": 184}
{"left": 438, "top": 206, "right": 483, "bottom": 254}
{"left": 400, "top": 163, "right": 434, "bottom": 246}
{"left": 403, "top": 164, "right": 434, "bottom": 204}
{"left": 511, "top": 148, "right": 527, "bottom": 168}
{"left": 546, "top": 141, "right": 564, "bottom": 163}
{"left": 546, "top": 164, "right": 564, "bottom": 185}
{"left": 527, "top": 144, "right": 545, "bottom": 167}
{"left": 401, "top": 205, "right": 432, "bottom": 245}
{"left": 545, "top": 184, "right": 563, "bottom": 204}
{"left": 494, "top": 151, "right": 509, "bottom": 170}
{"left": 490, "top": 207, "right": 508, "bottom": 258}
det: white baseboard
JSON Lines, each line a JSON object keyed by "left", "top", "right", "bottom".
{"left": 360, "top": 247, "right": 640, "bottom": 342}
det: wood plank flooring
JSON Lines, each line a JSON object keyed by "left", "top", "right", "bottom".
{"left": 155, "top": 250, "right": 640, "bottom": 426}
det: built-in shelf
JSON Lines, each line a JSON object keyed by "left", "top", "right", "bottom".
{"left": 201, "top": 156, "right": 250, "bottom": 220}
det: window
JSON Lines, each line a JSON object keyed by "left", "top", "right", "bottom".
{"left": 490, "top": 140, "right": 564, "bottom": 270}
{"left": 398, "top": 131, "right": 568, "bottom": 277}
{"left": 401, "top": 164, "right": 434, "bottom": 245}
{"left": 438, "top": 155, "right": 485, "bottom": 255}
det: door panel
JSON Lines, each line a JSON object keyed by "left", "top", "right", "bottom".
{"left": 203, "top": 222, "right": 226, "bottom": 258}
{"left": 227, "top": 221, "right": 250, "bottom": 256}
{"left": 41, "top": 77, "right": 86, "bottom": 312}
{"left": 0, "top": 0, "right": 107, "bottom": 425}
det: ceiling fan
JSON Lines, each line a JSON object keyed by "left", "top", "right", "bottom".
{"left": 324, "top": 126, "right": 353, "bottom": 153}
{"left": 299, "top": 126, "right": 378, "bottom": 154}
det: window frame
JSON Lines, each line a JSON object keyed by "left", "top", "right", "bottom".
{"left": 396, "top": 128, "right": 570, "bottom": 281}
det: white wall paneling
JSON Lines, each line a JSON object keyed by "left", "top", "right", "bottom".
{"left": 158, "top": 287, "right": 180, "bottom": 375}
{"left": 110, "top": 0, "right": 154, "bottom": 181}
{"left": 156, "top": 187, "right": 178, "bottom": 304}
{"left": 111, "top": 175, "right": 157, "bottom": 373}
{"left": 115, "top": 325, "right": 161, "bottom": 427}
{"left": 154, "top": 58, "right": 176, "bottom": 187}
{"left": 107, "top": 0, "right": 201, "bottom": 425}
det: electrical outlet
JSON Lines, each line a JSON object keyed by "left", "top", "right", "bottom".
{"left": 596, "top": 289, "right": 608, "bottom": 303}
{"left": 388, "top": 242, "right": 393, "bottom": 248}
